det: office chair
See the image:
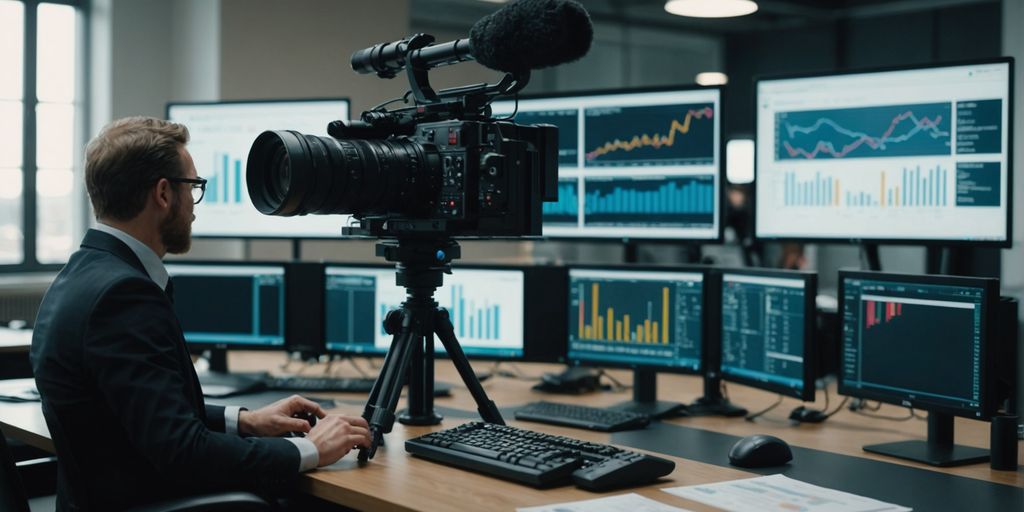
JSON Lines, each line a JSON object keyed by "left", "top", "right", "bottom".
{"left": 1, "top": 434, "right": 272, "bottom": 512}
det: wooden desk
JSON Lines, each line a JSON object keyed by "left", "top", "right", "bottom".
{"left": 4, "top": 353, "right": 1022, "bottom": 511}
{"left": 226, "top": 353, "right": 1024, "bottom": 510}
{"left": 0, "top": 378, "right": 52, "bottom": 452}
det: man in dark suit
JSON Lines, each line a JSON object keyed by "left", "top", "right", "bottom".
{"left": 31, "top": 117, "right": 370, "bottom": 511}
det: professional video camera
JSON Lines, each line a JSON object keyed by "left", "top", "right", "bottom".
{"left": 244, "top": 0, "right": 593, "bottom": 462}
{"left": 245, "top": 0, "right": 592, "bottom": 238}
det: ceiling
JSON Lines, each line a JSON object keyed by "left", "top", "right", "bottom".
{"left": 411, "top": 0, "right": 1001, "bottom": 35}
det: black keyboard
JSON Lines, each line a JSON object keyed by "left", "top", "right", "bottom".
{"left": 264, "top": 376, "right": 377, "bottom": 393}
{"left": 405, "top": 421, "right": 674, "bottom": 491}
{"left": 515, "top": 401, "right": 650, "bottom": 432}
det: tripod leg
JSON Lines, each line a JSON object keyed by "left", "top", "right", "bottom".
{"left": 400, "top": 332, "right": 443, "bottom": 425}
{"left": 359, "top": 316, "right": 418, "bottom": 461}
{"left": 433, "top": 309, "right": 505, "bottom": 425}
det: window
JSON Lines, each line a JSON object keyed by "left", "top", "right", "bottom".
{"left": 0, "top": 0, "right": 84, "bottom": 272}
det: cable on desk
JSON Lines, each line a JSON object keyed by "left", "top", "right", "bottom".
{"left": 823, "top": 396, "right": 850, "bottom": 419}
{"left": 326, "top": 355, "right": 372, "bottom": 378}
{"left": 492, "top": 362, "right": 544, "bottom": 381}
{"left": 745, "top": 394, "right": 783, "bottom": 422}
{"left": 599, "top": 369, "right": 629, "bottom": 392}
{"left": 852, "top": 407, "right": 919, "bottom": 421}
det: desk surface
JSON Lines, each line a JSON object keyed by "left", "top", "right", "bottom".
{"left": 4, "top": 352, "right": 1022, "bottom": 511}
{"left": 0, "top": 327, "right": 31, "bottom": 354}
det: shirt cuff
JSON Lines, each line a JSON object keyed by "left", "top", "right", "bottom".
{"left": 285, "top": 438, "right": 320, "bottom": 472}
{"left": 224, "top": 406, "right": 244, "bottom": 435}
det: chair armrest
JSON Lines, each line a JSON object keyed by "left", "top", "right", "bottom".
{"left": 126, "top": 491, "right": 271, "bottom": 512}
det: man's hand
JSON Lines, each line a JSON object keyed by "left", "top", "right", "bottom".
{"left": 306, "top": 415, "right": 371, "bottom": 467}
{"left": 238, "top": 395, "right": 326, "bottom": 437}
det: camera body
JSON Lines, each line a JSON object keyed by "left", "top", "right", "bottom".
{"left": 245, "top": 29, "right": 576, "bottom": 240}
{"left": 348, "top": 118, "right": 558, "bottom": 238}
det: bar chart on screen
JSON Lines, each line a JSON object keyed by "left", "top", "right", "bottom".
{"left": 369, "top": 269, "right": 525, "bottom": 356}
{"left": 168, "top": 99, "right": 350, "bottom": 237}
{"left": 582, "top": 176, "right": 715, "bottom": 227}
{"left": 568, "top": 269, "right": 702, "bottom": 369}
{"left": 206, "top": 152, "right": 246, "bottom": 205}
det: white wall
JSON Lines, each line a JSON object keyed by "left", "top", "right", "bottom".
{"left": 171, "top": 0, "right": 220, "bottom": 103}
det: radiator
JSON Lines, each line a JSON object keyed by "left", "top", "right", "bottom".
{"left": 0, "top": 291, "right": 46, "bottom": 325}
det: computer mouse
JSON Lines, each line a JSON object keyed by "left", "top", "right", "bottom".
{"left": 728, "top": 434, "right": 793, "bottom": 468}
{"left": 789, "top": 406, "right": 828, "bottom": 423}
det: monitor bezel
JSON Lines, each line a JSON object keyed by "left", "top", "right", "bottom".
{"left": 320, "top": 261, "right": 564, "bottom": 363}
{"left": 165, "top": 97, "right": 352, "bottom": 240}
{"left": 752, "top": 57, "right": 1015, "bottom": 247}
{"left": 714, "top": 267, "right": 817, "bottom": 401}
{"left": 835, "top": 270, "right": 1000, "bottom": 420}
{"left": 565, "top": 263, "right": 712, "bottom": 375}
{"left": 495, "top": 84, "right": 726, "bottom": 243}
{"left": 165, "top": 259, "right": 290, "bottom": 352}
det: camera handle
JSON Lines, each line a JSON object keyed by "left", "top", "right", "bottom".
{"left": 358, "top": 240, "right": 504, "bottom": 461}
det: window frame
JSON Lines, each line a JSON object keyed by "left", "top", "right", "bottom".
{"left": 1, "top": 0, "right": 87, "bottom": 274}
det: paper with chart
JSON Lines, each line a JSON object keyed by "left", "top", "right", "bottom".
{"left": 516, "top": 492, "right": 693, "bottom": 512}
{"left": 662, "top": 474, "right": 911, "bottom": 512}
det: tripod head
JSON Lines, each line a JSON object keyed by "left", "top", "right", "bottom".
{"left": 376, "top": 238, "right": 461, "bottom": 292}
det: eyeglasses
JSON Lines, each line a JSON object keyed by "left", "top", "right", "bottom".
{"left": 166, "top": 177, "right": 208, "bottom": 204}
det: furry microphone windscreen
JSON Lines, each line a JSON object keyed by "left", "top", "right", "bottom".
{"left": 469, "top": 0, "right": 594, "bottom": 74}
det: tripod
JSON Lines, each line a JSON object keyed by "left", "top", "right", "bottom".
{"left": 358, "top": 239, "right": 505, "bottom": 461}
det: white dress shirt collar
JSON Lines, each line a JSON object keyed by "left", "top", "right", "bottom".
{"left": 92, "top": 223, "right": 170, "bottom": 291}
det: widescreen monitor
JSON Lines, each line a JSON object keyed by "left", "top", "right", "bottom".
{"left": 323, "top": 264, "right": 527, "bottom": 360}
{"left": 167, "top": 98, "right": 351, "bottom": 238}
{"left": 836, "top": 270, "right": 1002, "bottom": 466}
{"left": 167, "top": 263, "right": 287, "bottom": 349}
{"left": 718, "top": 269, "right": 816, "bottom": 401}
{"left": 755, "top": 59, "right": 1013, "bottom": 245}
{"left": 567, "top": 267, "right": 705, "bottom": 372}
{"left": 491, "top": 86, "right": 723, "bottom": 240}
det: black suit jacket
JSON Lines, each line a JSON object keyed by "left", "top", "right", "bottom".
{"left": 31, "top": 230, "right": 299, "bottom": 511}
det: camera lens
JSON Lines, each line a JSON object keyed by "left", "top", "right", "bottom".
{"left": 247, "top": 130, "right": 442, "bottom": 217}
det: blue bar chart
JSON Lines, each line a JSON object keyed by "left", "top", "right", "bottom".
{"left": 781, "top": 165, "right": 949, "bottom": 209}
{"left": 207, "top": 152, "right": 245, "bottom": 205}
{"left": 449, "top": 284, "right": 502, "bottom": 341}
{"left": 370, "top": 269, "right": 526, "bottom": 359}
{"left": 542, "top": 179, "right": 580, "bottom": 224}
{"left": 583, "top": 175, "right": 715, "bottom": 228}
{"left": 377, "top": 286, "right": 503, "bottom": 341}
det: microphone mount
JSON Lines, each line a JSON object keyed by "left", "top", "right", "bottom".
{"left": 345, "top": 32, "right": 530, "bottom": 136}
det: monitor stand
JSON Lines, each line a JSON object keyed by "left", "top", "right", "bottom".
{"left": 607, "top": 369, "right": 687, "bottom": 419}
{"left": 862, "top": 243, "right": 882, "bottom": 271}
{"left": 863, "top": 412, "right": 989, "bottom": 467}
{"left": 196, "top": 348, "right": 269, "bottom": 397}
{"left": 687, "top": 371, "right": 747, "bottom": 417}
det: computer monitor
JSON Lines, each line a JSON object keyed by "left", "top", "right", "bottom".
{"left": 755, "top": 58, "right": 1013, "bottom": 245}
{"left": 323, "top": 264, "right": 548, "bottom": 361}
{"left": 717, "top": 269, "right": 816, "bottom": 402}
{"left": 491, "top": 85, "right": 723, "bottom": 240}
{"left": 837, "top": 270, "right": 1000, "bottom": 466}
{"left": 567, "top": 266, "right": 706, "bottom": 417}
{"left": 167, "top": 263, "right": 287, "bottom": 350}
{"left": 166, "top": 98, "right": 351, "bottom": 238}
